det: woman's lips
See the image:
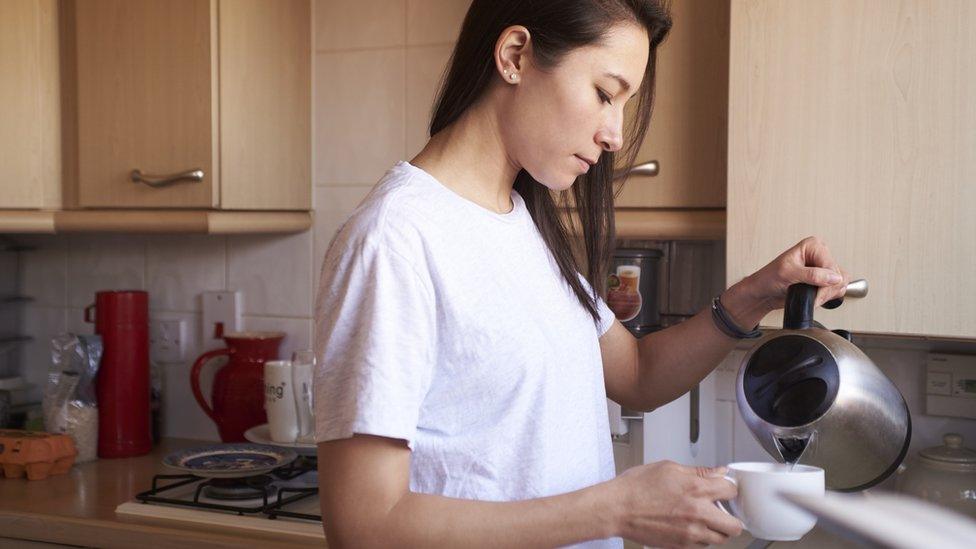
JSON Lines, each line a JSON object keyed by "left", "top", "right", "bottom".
{"left": 574, "top": 155, "right": 590, "bottom": 173}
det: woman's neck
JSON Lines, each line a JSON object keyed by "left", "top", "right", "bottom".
{"left": 410, "top": 101, "right": 520, "bottom": 214}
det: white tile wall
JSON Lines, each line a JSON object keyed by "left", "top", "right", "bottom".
{"left": 405, "top": 44, "right": 454, "bottom": 157}
{"left": 315, "top": 0, "right": 406, "bottom": 51}
{"left": 19, "top": 306, "right": 67, "bottom": 402}
{"left": 244, "top": 316, "right": 314, "bottom": 358}
{"left": 226, "top": 232, "right": 314, "bottom": 318}
{"left": 151, "top": 310, "right": 220, "bottom": 441}
{"left": 314, "top": 48, "right": 406, "bottom": 185}
{"left": 17, "top": 235, "right": 67, "bottom": 308}
{"left": 146, "top": 235, "right": 226, "bottom": 313}
{"left": 65, "top": 234, "right": 146, "bottom": 308}
{"left": 405, "top": 0, "right": 470, "bottom": 45}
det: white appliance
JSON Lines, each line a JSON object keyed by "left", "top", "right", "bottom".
{"left": 609, "top": 371, "right": 718, "bottom": 474}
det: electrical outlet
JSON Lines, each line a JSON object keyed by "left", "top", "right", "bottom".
{"left": 150, "top": 318, "right": 187, "bottom": 363}
{"left": 201, "top": 290, "right": 242, "bottom": 348}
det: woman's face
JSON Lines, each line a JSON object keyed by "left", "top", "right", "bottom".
{"left": 498, "top": 22, "right": 650, "bottom": 191}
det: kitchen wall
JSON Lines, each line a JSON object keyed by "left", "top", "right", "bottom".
{"left": 12, "top": 0, "right": 472, "bottom": 441}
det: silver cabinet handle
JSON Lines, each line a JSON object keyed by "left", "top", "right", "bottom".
{"left": 130, "top": 168, "right": 204, "bottom": 188}
{"left": 612, "top": 160, "right": 659, "bottom": 181}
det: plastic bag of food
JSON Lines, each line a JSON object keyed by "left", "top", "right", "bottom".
{"left": 43, "top": 334, "right": 102, "bottom": 463}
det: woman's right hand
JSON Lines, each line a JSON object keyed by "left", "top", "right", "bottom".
{"left": 608, "top": 460, "right": 743, "bottom": 548}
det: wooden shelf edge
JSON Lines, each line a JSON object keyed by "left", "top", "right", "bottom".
{"left": 0, "top": 210, "right": 311, "bottom": 234}
{"left": 0, "top": 211, "right": 57, "bottom": 233}
{"left": 55, "top": 210, "right": 312, "bottom": 234}
{"left": 560, "top": 208, "right": 726, "bottom": 241}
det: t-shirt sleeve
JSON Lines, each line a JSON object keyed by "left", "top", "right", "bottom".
{"left": 313, "top": 238, "right": 436, "bottom": 450}
{"left": 577, "top": 272, "right": 616, "bottom": 337}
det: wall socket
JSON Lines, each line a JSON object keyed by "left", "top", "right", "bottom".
{"left": 150, "top": 318, "right": 187, "bottom": 364}
{"left": 201, "top": 290, "right": 242, "bottom": 348}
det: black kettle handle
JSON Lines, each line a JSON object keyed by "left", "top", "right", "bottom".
{"left": 783, "top": 283, "right": 818, "bottom": 329}
{"left": 784, "top": 279, "right": 869, "bottom": 329}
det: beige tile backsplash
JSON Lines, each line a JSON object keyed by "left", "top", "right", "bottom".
{"left": 315, "top": 0, "right": 406, "bottom": 51}
{"left": 405, "top": 44, "right": 454, "bottom": 157}
{"left": 146, "top": 234, "right": 225, "bottom": 313}
{"left": 314, "top": 48, "right": 406, "bottom": 185}
{"left": 406, "top": 0, "right": 471, "bottom": 45}
{"left": 65, "top": 234, "right": 146, "bottom": 309}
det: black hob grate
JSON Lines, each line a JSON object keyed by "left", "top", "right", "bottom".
{"left": 134, "top": 455, "right": 321, "bottom": 521}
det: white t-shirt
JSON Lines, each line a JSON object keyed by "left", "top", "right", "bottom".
{"left": 314, "top": 160, "right": 621, "bottom": 548}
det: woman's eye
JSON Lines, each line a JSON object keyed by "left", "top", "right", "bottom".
{"left": 596, "top": 89, "right": 612, "bottom": 105}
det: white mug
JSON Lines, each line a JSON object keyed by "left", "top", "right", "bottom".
{"left": 264, "top": 360, "right": 299, "bottom": 443}
{"left": 717, "top": 462, "right": 825, "bottom": 541}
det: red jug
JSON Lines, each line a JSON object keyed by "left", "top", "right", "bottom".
{"left": 190, "top": 332, "right": 284, "bottom": 442}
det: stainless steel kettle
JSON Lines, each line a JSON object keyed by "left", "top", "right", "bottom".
{"left": 735, "top": 281, "right": 911, "bottom": 492}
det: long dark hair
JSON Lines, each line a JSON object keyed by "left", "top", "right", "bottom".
{"left": 429, "top": 0, "right": 672, "bottom": 328}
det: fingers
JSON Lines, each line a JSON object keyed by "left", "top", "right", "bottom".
{"left": 700, "top": 502, "right": 745, "bottom": 540}
{"left": 690, "top": 523, "right": 735, "bottom": 546}
{"left": 694, "top": 465, "right": 727, "bottom": 479}
{"left": 804, "top": 266, "right": 843, "bottom": 287}
{"left": 697, "top": 476, "right": 738, "bottom": 501}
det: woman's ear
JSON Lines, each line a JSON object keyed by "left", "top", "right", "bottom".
{"left": 494, "top": 25, "right": 531, "bottom": 83}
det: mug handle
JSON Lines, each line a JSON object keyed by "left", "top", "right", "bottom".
{"left": 715, "top": 474, "right": 739, "bottom": 517}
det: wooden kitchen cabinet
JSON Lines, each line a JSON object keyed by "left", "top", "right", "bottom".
{"left": 68, "top": 0, "right": 311, "bottom": 211}
{"left": 727, "top": 1, "right": 976, "bottom": 339}
{"left": 0, "top": 0, "right": 61, "bottom": 210}
{"left": 614, "top": 0, "right": 729, "bottom": 208}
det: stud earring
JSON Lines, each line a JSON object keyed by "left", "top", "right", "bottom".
{"left": 509, "top": 73, "right": 518, "bottom": 81}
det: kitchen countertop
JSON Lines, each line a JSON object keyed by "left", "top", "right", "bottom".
{"left": 1, "top": 436, "right": 869, "bottom": 549}
{"left": 0, "top": 438, "right": 324, "bottom": 548}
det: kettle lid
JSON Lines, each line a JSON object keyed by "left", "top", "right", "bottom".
{"left": 920, "top": 433, "right": 976, "bottom": 466}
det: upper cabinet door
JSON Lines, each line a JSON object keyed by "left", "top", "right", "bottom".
{"left": 615, "top": 0, "right": 729, "bottom": 208}
{"left": 74, "top": 0, "right": 217, "bottom": 208}
{"left": 727, "top": 1, "right": 976, "bottom": 338}
{"left": 0, "top": 0, "right": 60, "bottom": 209}
{"left": 218, "top": 0, "right": 311, "bottom": 210}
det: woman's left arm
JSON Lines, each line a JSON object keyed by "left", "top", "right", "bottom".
{"left": 626, "top": 236, "right": 850, "bottom": 411}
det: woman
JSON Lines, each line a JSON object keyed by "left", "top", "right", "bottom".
{"left": 313, "top": 1, "right": 849, "bottom": 547}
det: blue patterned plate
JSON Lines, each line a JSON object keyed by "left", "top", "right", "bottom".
{"left": 162, "top": 443, "right": 298, "bottom": 478}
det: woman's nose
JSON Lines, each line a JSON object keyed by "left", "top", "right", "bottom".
{"left": 597, "top": 119, "right": 624, "bottom": 153}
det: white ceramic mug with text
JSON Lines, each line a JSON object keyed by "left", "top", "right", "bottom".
{"left": 717, "top": 462, "right": 825, "bottom": 541}
{"left": 264, "top": 360, "right": 299, "bottom": 443}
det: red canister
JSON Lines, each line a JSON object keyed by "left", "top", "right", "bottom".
{"left": 85, "top": 290, "right": 151, "bottom": 458}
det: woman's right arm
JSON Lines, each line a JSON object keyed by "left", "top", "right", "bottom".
{"left": 318, "top": 434, "right": 743, "bottom": 548}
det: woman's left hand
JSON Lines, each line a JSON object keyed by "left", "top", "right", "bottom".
{"left": 729, "top": 236, "right": 851, "bottom": 323}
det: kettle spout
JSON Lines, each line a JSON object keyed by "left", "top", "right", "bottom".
{"left": 774, "top": 432, "right": 816, "bottom": 465}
